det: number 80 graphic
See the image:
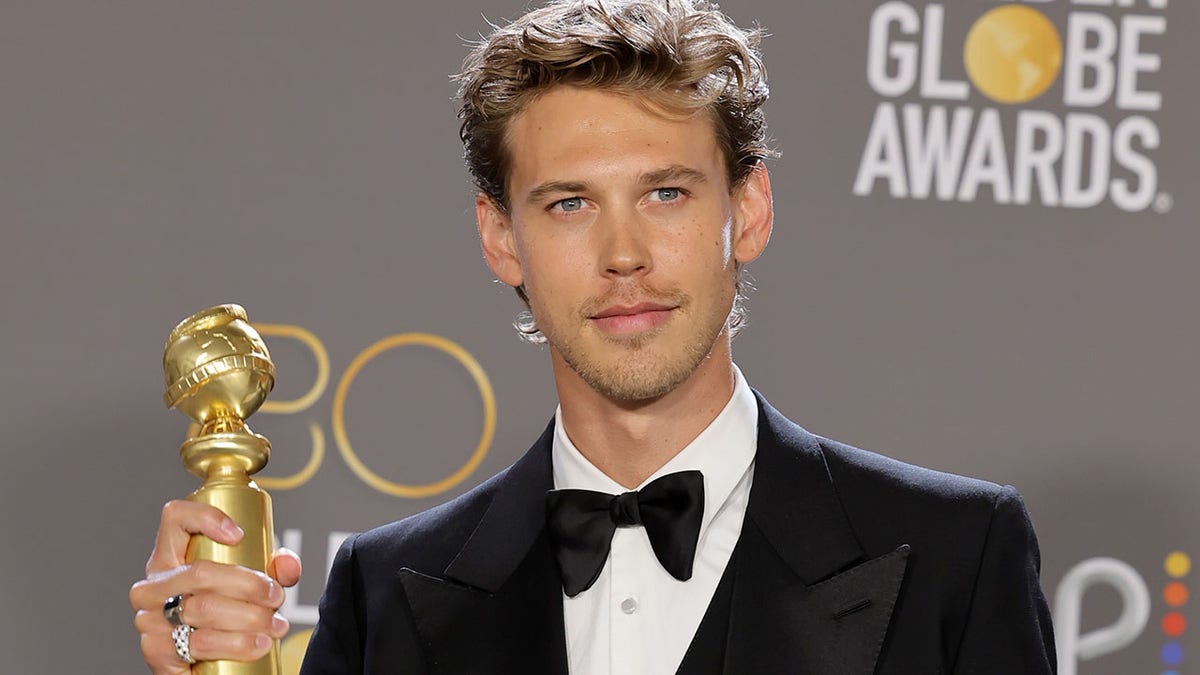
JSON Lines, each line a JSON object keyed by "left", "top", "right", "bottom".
{"left": 187, "top": 324, "right": 496, "bottom": 499}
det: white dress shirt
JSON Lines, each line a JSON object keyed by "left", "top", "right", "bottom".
{"left": 552, "top": 366, "right": 758, "bottom": 675}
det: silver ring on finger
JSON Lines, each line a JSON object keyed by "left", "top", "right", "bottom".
{"left": 171, "top": 624, "right": 197, "bottom": 665}
{"left": 163, "top": 593, "right": 188, "bottom": 627}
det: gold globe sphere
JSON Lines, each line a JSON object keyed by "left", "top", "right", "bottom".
{"left": 163, "top": 304, "right": 276, "bottom": 426}
{"left": 964, "top": 5, "right": 1063, "bottom": 104}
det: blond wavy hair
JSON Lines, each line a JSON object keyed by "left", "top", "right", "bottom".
{"left": 456, "top": 0, "right": 773, "bottom": 340}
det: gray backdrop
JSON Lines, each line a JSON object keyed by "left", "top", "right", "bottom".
{"left": 2, "top": 1, "right": 1197, "bottom": 673}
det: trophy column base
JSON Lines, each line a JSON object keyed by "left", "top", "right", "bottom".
{"left": 185, "top": 457, "right": 281, "bottom": 675}
{"left": 193, "top": 651, "right": 282, "bottom": 675}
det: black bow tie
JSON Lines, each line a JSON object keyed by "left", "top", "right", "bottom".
{"left": 545, "top": 470, "right": 705, "bottom": 597}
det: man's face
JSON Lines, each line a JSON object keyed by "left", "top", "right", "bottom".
{"left": 478, "top": 86, "right": 772, "bottom": 402}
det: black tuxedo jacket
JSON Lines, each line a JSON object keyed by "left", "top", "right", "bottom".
{"left": 300, "top": 393, "right": 1056, "bottom": 674}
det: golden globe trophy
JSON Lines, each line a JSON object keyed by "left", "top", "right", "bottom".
{"left": 163, "top": 304, "right": 281, "bottom": 675}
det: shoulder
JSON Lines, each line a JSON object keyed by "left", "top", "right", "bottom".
{"left": 329, "top": 418, "right": 557, "bottom": 587}
{"left": 341, "top": 466, "right": 510, "bottom": 576}
{"left": 818, "top": 434, "right": 1007, "bottom": 509}
{"left": 756, "top": 391, "right": 1019, "bottom": 532}
{"left": 814, "top": 433, "right": 1031, "bottom": 559}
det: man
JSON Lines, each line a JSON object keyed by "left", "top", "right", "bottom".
{"left": 131, "top": 1, "right": 1057, "bottom": 673}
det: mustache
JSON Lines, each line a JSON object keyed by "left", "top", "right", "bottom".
{"left": 579, "top": 283, "right": 689, "bottom": 318}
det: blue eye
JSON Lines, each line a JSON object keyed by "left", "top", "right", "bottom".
{"left": 555, "top": 197, "right": 584, "bottom": 212}
{"left": 651, "top": 188, "right": 681, "bottom": 202}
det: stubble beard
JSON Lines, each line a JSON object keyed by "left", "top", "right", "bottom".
{"left": 541, "top": 287, "right": 733, "bottom": 402}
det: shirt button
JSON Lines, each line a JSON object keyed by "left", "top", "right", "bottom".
{"left": 620, "top": 596, "right": 639, "bottom": 614}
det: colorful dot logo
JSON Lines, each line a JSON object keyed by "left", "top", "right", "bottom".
{"left": 1161, "top": 551, "right": 1190, "bottom": 671}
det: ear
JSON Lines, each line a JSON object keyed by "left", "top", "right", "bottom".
{"left": 476, "top": 193, "right": 525, "bottom": 288}
{"left": 730, "top": 162, "right": 773, "bottom": 265}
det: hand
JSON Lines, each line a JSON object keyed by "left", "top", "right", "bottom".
{"left": 130, "top": 500, "right": 302, "bottom": 674}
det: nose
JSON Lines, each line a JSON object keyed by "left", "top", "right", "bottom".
{"left": 596, "top": 209, "right": 652, "bottom": 279}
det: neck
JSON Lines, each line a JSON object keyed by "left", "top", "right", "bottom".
{"left": 552, "top": 335, "right": 737, "bottom": 489}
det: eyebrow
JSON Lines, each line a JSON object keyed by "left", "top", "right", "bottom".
{"left": 526, "top": 181, "right": 589, "bottom": 205}
{"left": 524, "top": 165, "right": 710, "bottom": 205}
{"left": 638, "top": 165, "right": 709, "bottom": 187}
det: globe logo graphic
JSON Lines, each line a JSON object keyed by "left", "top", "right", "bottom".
{"left": 964, "top": 4, "right": 1063, "bottom": 104}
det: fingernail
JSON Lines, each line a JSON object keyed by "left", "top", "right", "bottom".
{"left": 272, "top": 613, "right": 289, "bottom": 635}
{"left": 220, "top": 519, "right": 244, "bottom": 541}
{"left": 268, "top": 579, "right": 284, "bottom": 604}
{"left": 255, "top": 634, "right": 271, "bottom": 651}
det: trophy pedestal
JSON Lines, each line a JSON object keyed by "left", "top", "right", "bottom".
{"left": 186, "top": 482, "right": 280, "bottom": 674}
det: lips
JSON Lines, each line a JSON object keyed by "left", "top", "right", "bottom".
{"left": 591, "top": 302, "right": 674, "bottom": 318}
{"left": 589, "top": 302, "right": 677, "bottom": 334}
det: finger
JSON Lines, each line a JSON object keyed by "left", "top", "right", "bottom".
{"left": 139, "top": 630, "right": 191, "bottom": 675}
{"left": 133, "top": 594, "right": 288, "bottom": 640}
{"left": 130, "top": 560, "right": 284, "bottom": 613}
{"left": 188, "top": 627, "right": 275, "bottom": 663}
{"left": 268, "top": 547, "right": 302, "bottom": 588}
{"left": 147, "top": 500, "right": 244, "bottom": 573}
{"left": 178, "top": 593, "right": 289, "bottom": 638}
{"left": 134, "top": 608, "right": 162, "bottom": 634}
{"left": 139, "top": 625, "right": 274, "bottom": 668}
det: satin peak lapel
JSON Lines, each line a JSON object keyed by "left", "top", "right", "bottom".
{"left": 397, "top": 421, "right": 568, "bottom": 674}
{"left": 723, "top": 395, "right": 910, "bottom": 674}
